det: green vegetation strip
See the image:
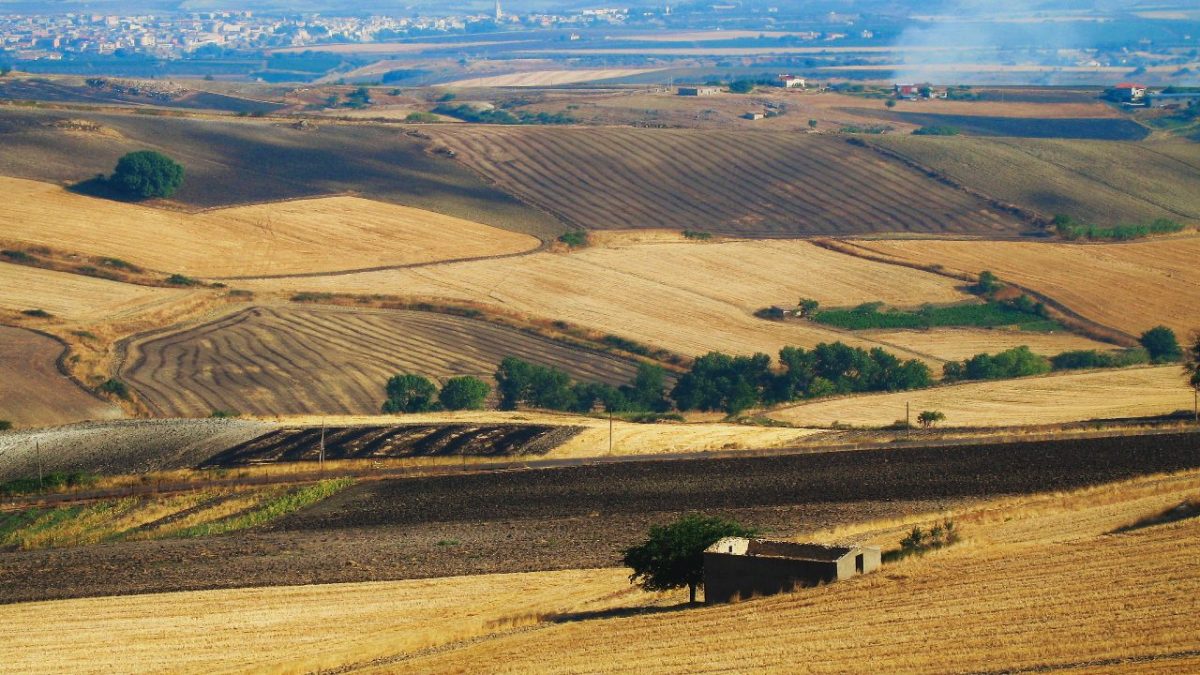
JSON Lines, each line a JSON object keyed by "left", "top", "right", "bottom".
{"left": 173, "top": 478, "right": 354, "bottom": 538}
{"left": 812, "top": 300, "right": 1060, "bottom": 332}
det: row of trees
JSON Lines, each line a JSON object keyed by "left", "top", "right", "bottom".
{"left": 382, "top": 374, "right": 491, "bottom": 413}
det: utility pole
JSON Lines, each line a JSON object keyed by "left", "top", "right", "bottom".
{"left": 319, "top": 420, "right": 326, "bottom": 470}
{"left": 36, "top": 440, "right": 43, "bottom": 492}
{"left": 906, "top": 402, "right": 911, "bottom": 431}
{"left": 608, "top": 410, "right": 614, "bottom": 456}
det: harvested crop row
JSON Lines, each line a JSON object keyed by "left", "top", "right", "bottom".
{"left": 120, "top": 305, "right": 645, "bottom": 417}
{"left": 431, "top": 126, "right": 1022, "bottom": 236}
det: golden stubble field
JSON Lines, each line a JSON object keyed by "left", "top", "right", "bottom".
{"left": 849, "top": 237, "right": 1200, "bottom": 340}
{"left": 0, "top": 326, "right": 121, "bottom": 428}
{"left": 243, "top": 239, "right": 1115, "bottom": 364}
{"left": 8, "top": 470, "right": 1198, "bottom": 673}
{"left": 0, "top": 176, "right": 539, "bottom": 277}
{"left": 771, "top": 366, "right": 1192, "bottom": 428}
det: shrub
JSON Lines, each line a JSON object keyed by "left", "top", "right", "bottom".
{"left": 1, "top": 249, "right": 33, "bottom": 262}
{"left": 943, "top": 346, "right": 1051, "bottom": 382}
{"left": 557, "top": 230, "right": 588, "bottom": 248}
{"left": 110, "top": 150, "right": 184, "bottom": 199}
{"left": 165, "top": 274, "right": 200, "bottom": 286}
{"left": 0, "top": 420, "right": 11, "bottom": 431}
{"left": 382, "top": 374, "right": 439, "bottom": 413}
{"left": 916, "top": 410, "right": 946, "bottom": 428}
{"left": 404, "top": 111, "right": 439, "bottom": 123}
{"left": 438, "top": 376, "right": 491, "bottom": 411}
{"left": 98, "top": 378, "right": 129, "bottom": 399}
{"left": 210, "top": 409, "right": 239, "bottom": 418}
{"left": 21, "top": 309, "right": 52, "bottom": 318}
{"left": 913, "top": 125, "right": 960, "bottom": 136}
{"left": 885, "top": 520, "right": 959, "bottom": 562}
{"left": 1139, "top": 326, "right": 1183, "bottom": 363}
{"left": 1050, "top": 348, "right": 1149, "bottom": 370}
{"left": 682, "top": 229, "right": 712, "bottom": 240}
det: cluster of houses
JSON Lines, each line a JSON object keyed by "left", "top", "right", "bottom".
{"left": 893, "top": 83, "right": 948, "bottom": 100}
{"left": 1108, "top": 83, "right": 1200, "bottom": 109}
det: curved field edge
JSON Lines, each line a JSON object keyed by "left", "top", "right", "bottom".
{"left": 0, "top": 326, "right": 122, "bottom": 429}
{"left": 117, "top": 304, "right": 651, "bottom": 417}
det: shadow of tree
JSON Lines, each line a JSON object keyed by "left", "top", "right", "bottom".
{"left": 545, "top": 602, "right": 694, "bottom": 624}
{"left": 67, "top": 175, "right": 139, "bottom": 202}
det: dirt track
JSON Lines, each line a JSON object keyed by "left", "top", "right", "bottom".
{"left": 1, "top": 432, "right": 1196, "bottom": 604}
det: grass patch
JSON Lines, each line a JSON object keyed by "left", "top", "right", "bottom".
{"left": 812, "top": 300, "right": 1059, "bottom": 331}
{"left": 0, "top": 471, "right": 97, "bottom": 497}
{"left": 1053, "top": 215, "right": 1187, "bottom": 241}
{"left": 173, "top": 478, "right": 353, "bottom": 538}
{"left": 20, "top": 308, "right": 52, "bottom": 318}
{"left": 558, "top": 230, "right": 588, "bottom": 248}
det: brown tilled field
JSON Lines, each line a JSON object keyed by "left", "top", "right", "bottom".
{"left": 848, "top": 237, "right": 1200, "bottom": 339}
{"left": 0, "top": 327, "right": 121, "bottom": 429}
{"left": 871, "top": 136, "right": 1200, "bottom": 227}
{"left": 771, "top": 366, "right": 1192, "bottom": 428}
{"left": 0, "top": 176, "right": 538, "bottom": 277}
{"left": 120, "top": 305, "right": 647, "bottom": 417}
{"left": 429, "top": 126, "right": 1023, "bottom": 236}
{"left": 244, "top": 239, "right": 1025, "bottom": 362}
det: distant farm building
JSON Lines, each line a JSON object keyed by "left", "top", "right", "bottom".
{"left": 742, "top": 111, "right": 766, "bottom": 120}
{"left": 893, "top": 83, "right": 946, "bottom": 100}
{"left": 1146, "top": 91, "right": 1200, "bottom": 109}
{"left": 704, "top": 538, "right": 881, "bottom": 604}
{"left": 778, "top": 74, "right": 806, "bottom": 89}
{"left": 678, "top": 86, "right": 721, "bottom": 96}
{"left": 1108, "top": 82, "right": 1148, "bottom": 103}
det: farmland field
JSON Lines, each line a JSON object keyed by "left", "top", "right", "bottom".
{"left": 0, "top": 262, "right": 198, "bottom": 324}
{"left": 848, "top": 237, "right": 1200, "bottom": 339}
{"left": 771, "top": 366, "right": 1191, "bottom": 428}
{"left": 0, "top": 107, "right": 565, "bottom": 238}
{"left": 3, "top": 432, "right": 1198, "bottom": 604}
{"left": 0, "top": 176, "right": 538, "bottom": 277}
{"left": 429, "top": 126, "right": 1024, "bottom": 236}
{"left": 0, "top": 327, "right": 121, "bottom": 429}
{"left": 447, "top": 68, "right": 666, "bottom": 87}
{"left": 396, "top": 471, "right": 1200, "bottom": 674}
{"left": 243, "top": 239, "right": 1042, "bottom": 363}
{"left": 858, "top": 110, "right": 1150, "bottom": 140}
{"left": 871, "top": 136, "right": 1200, "bottom": 227}
{"left": 121, "top": 305, "right": 647, "bottom": 417}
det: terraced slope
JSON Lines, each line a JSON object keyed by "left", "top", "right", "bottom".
{"left": 121, "top": 305, "right": 645, "bottom": 417}
{"left": 0, "top": 176, "right": 538, "bottom": 277}
{"left": 431, "top": 126, "right": 1023, "bottom": 236}
{"left": 0, "top": 327, "right": 121, "bottom": 429}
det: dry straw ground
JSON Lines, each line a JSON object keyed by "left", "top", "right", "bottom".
{"left": 850, "top": 237, "right": 1200, "bottom": 340}
{"left": 8, "top": 470, "right": 1197, "bottom": 673}
{"left": 771, "top": 366, "right": 1192, "bottom": 428}
{"left": 447, "top": 68, "right": 666, "bottom": 87}
{"left": 0, "top": 262, "right": 196, "bottom": 324}
{"left": 245, "top": 239, "right": 1098, "bottom": 363}
{"left": 0, "top": 176, "right": 538, "bottom": 277}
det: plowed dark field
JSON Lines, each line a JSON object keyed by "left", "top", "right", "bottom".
{"left": 122, "top": 305, "right": 644, "bottom": 417}
{"left": 431, "top": 126, "right": 1024, "bottom": 236}
{"left": 2, "top": 431, "right": 1195, "bottom": 604}
{"left": 201, "top": 424, "right": 584, "bottom": 466}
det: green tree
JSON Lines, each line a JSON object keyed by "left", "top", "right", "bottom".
{"left": 620, "top": 363, "right": 671, "bottom": 412}
{"left": 110, "top": 150, "right": 184, "bottom": 199}
{"left": 622, "top": 514, "right": 757, "bottom": 604}
{"left": 729, "top": 80, "right": 755, "bottom": 94}
{"left": 0, "top": 420, "right": 11, "bottom": 431}
{"left": 1140, "top": 326, "right": 1183, "bottom": 363}
{"left": 438, "top": 376, "right": 491, "bottom": 411}
{"left": 382, "top": 374, "right": 438, "bottom": 413}
{"left": 798, "top": 298, "right": 820, "bottom": 317}
{"left": 916, "top": 410, "right": 945, "bottom": 428}
{"left": 1185, "top": 332, "right": 1200, "bottom": 422}
{"left": 807, "top": 119, "right": 818, "bottom": 129}
{"left": 885, "top": 98, "right": 897, "bottom": 108}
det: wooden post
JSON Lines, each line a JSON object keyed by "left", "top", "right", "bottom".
{"left": 609, "top": 411, "right": 614, "bottom": 456}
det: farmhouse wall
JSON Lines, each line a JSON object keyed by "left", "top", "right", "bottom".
{"left": 704, "top": 552, "right": 839, "bottom": 604}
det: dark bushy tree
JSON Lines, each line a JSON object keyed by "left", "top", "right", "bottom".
{"left": 110, "top": 150, "right": 184, "bottom": 199}
{"left": 438, "top": 376, "right": 490, "bottom": 411}
{"left": 620, "top": 363, "right": 672, "bottom": 412}
{"left": 382, "top": 374, "right": 438, "bottom": 413}
{"left": 622, "top": 514, "right": 756, "bottom": 604}
{"left": 1140, "top": 326, "right": 1183, "bottom": 363}
{"left": 944, "top": 346, "right": 1051, "bottom": 382}
{"left": 670, "top": 352, "right": 772, "bottom": 414}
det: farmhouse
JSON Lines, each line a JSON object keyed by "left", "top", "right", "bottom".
{"left": 678, "top": 86, "right": 721, "bottom": 96}
{"left": 704, "top": 538, "right": 881, "bottom": 604}
{"left": 893, "top": 83, "right": 946, "bottom": 100}
{"left": 742, "top": 111, "right": 765, "bottom": 120}
{"left": 1108, "top": 82, "right": 1147, "bottom": 103}
{"left": 777, "top": 74, "right": 806, "bottom": 89}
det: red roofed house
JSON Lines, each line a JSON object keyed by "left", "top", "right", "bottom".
{"left": 1109, "top": 82, "right": 1147, "bottom": 103}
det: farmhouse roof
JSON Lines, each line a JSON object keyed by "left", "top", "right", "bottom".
{"left": 707, "top": 537, "right": 860, "bottom": 562}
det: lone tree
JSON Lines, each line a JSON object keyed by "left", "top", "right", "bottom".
{"left": 1185, "top": 332, "right": 1200, "bottom": 422}
{"left": 438, "top": 376, "right": 491, "bottom": 411}
{"left": 917, "top": 410, "right": 946, "bottom": 428}
{"left": 622, "top": 514, "right": 756, "bottom": 604}
{"left": 110, "top": 150, "right": 184, "bottom": 199}
{"left": 1140, "top": 326, "right": 1183, "bottom": 363}
{"left": 382, "top": 374, "right": 438, "bottom": 413}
